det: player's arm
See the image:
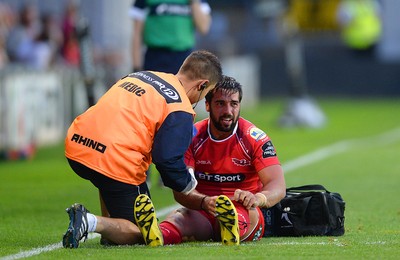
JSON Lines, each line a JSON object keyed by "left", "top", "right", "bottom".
{"left": 191, "top": 0, "right": 211, "bottom": 35}
{"left": 152, "top": 111, "right": 197, "bottom": 194}
{"left": 173, "top": 188, "right": 217, "bottom": 216}
{"left": 253, "top": 135, "right": 286, "bottom": 208}
{"left": 234, "top": 131, "right": 286, "bottom": 209}
{"left": 129, "top": 0, "right": 145, "bottom": 71}
{"left": 234, "top": 165, "right": 286, "bottom": 210}
{"left": 256, "top": 165, "right": 286, "bottom": 208}
{"left": 132, "top": 19, "right": 144, "bottom": 71}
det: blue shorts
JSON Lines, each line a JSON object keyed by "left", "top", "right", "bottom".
{"left": 144, "top": 48, "right": 192, "bottom": 74}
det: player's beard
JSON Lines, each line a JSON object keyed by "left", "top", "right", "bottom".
{"left": 210, "top": 109, "right": 239, "bottom": 133}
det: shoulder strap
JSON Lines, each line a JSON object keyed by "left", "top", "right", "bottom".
{"left": 286, "top": 184, "right": 330, "bottom": 193}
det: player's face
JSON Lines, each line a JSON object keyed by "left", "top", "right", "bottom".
{"left": 207, "top": 90, "right": 240, "bottom": 138}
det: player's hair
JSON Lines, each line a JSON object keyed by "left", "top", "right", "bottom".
{"left": 178, "top": 50, "right": 222, "bottom": 86}
{"left": 205, "top": 75, "right": 243, "bottom": 103}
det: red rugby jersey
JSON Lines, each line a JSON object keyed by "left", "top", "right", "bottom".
{"left": 185, "top": 117, "right": 281, "bottom": 197}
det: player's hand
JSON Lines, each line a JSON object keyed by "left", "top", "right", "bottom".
{"left": 201, "top": 195, "right": 218, "bottom": 215}
{"left": 233, "top": 189, "right": 258, "bottom": 210}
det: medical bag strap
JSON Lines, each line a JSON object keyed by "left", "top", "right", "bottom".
{"left": 286, "top": 184, "right": 330, "bottom": 193}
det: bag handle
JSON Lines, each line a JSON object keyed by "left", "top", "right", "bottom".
{"left": 286, "top": 184, "right": 330, "bottom": 193}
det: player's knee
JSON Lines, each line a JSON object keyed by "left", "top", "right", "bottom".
{"left": 239, "top": 207, "right": 265, "bottom": 242}
{"left": 164, "top": 208, "right": 213, "bottom": 241}
{"left": 162, "top": 208, "right": 188, "bottom": 230}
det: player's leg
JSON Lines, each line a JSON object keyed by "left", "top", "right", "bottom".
{"left": 98, "top": 192, "right": 113, "bottom": 245}
{"left": 95, "top": 215, "right": 144, "bottom": 245}
{"left": 63, "top": 159, "right": 148, "bottom": 247}
{"left": 97, "top": 180, "right": 150, "bottom": 245}
{"left": 237, "top": 206, "right": 265, "bottom": 242}
{"left": 160, "top": 208, "right": 214, "bottom": 244}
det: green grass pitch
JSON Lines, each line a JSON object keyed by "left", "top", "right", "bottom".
{"left": 0, "top": 98, "right": 399, "bottom": 259}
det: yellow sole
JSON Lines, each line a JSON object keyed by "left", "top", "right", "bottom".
{"left": 134, "top": 194, "right": 163, "bottom": 246}
{"left": 215, "top": 195, "right": 240, "bottom": 245}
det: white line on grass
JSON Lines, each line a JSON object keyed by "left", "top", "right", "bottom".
{"left": 282, "top": 127, "right": 400, "bottom": 174}
{"left": 202, "top": 240, "right": 347, "bottom": 247}
{"left": 0, "top": 204, "right": 182, "bottom": 260}
{"left": 2, "top": 127, "right": 400, "bottom": 260}
{"left": 1, "top": 243, "right": 63, "bottom": 260}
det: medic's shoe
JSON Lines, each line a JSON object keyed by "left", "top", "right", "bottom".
{"left": 134, "top": 194, "right": 163, "bottom": 246}
{"left": 62, "top": 203, "right": 89, "bottom": 248}
{"left": 215, "top": 195, "right": 240, "bottom": 245}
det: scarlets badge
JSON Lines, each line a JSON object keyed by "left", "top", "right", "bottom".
{"left": 249, "top": 127, "right": 266, "bottom": 141}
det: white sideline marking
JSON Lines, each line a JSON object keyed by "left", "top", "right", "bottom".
{"left": 1, "top": 243, "right": 63, "bottom": 260}
{"left": 2, "top": 127, "right": 400, "bottom": 260}
{"left": 266, "top": 241, "right": 346, "bottom": 247}
{"left": 282, "top": 141, "right": 351, "bottom": 173}
{"left": 282, "top": 127, "right": 400, "bottom": 174}
{"left": 0, "top": 205, "right": 181, "bottom": 260}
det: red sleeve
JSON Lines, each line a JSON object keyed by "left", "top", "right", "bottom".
{"left": 252, "top": 136, "right": 280, "bottom": 172}
{"left": 239, "top": 119, "right": 280, "bottom": 171}
{"left": 184, "top": 119, "right": 208, "bottom": 168}
{"left": 184, "top": 142, "right": 195, "bottom": 168}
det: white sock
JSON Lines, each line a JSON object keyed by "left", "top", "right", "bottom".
{"left": 87, "top": 213, "right": 98, "bottom": 232}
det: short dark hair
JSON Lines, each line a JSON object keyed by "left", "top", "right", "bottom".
{"left": 179, "top": 50, "right": 222, "bottom": 86}
{"left": 205, "top": 75, "right": 243, "bottom": 103}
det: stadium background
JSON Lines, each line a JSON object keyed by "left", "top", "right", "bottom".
{"left": 0, "top": 0, "right": 399, "bottom": 156}
{"left": 0, "top": 2, "right": 399, "bottom": 258}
